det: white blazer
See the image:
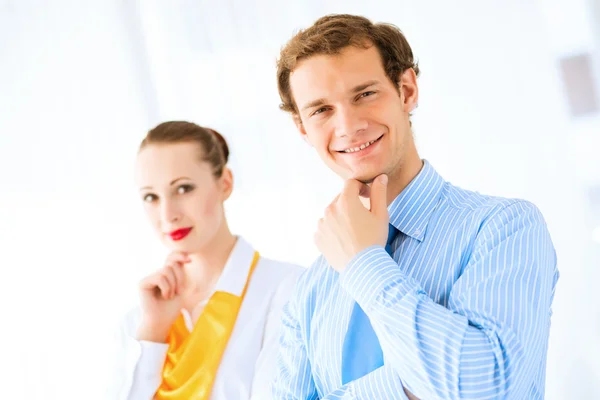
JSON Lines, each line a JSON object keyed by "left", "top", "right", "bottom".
{"left": 107, "top": 237, "right": 304, "bottom": 400}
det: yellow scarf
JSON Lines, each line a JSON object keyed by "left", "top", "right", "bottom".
{"left": 155, "top": 251, "right": 260, "bottom": 400}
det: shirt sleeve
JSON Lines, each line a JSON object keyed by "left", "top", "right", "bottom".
{"left": 271, "top": 264, "right": 321, "bottom": 400}
{"left": 251, "top": 271, "right": 302, "bottom": 400}
{"left": 319, "top": 365, "right": 416, "bottom": 399}
{"left": 340, "top": 201, "right": 559, "bottom": 399}
{"left": 127, "top": 340, "right": 169, "bottom": 400}
{"left": 104, "top": 308, "right": 169, "bottom": 400}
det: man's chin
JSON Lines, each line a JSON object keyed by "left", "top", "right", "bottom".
{"left": 350, "top": 172, "right": 377, "bottom": 185}
{"left": 340, "top": 165, "right": 381, "bottom": 184}
{"left": 357, "top": 176, "right": 375, "bottom": 185}
{"left": 350, "top": 166, "right": 394, "bottom": 185}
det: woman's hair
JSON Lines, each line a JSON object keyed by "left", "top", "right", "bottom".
{"left": 139, "top": 121, "right": 229, "bottom": 178}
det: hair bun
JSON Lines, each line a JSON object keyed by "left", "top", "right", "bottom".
{"left": 206, "top": 128, "right": 229, "bottom": 163}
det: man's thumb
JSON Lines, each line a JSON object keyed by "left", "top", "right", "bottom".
{"left": 370, "top": 174, "right": 388, "bottom": 217}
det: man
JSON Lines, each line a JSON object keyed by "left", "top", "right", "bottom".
{"left": 271, "top": 14, "right": 559, "bottom": 399}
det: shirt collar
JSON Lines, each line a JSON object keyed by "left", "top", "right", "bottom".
{"left": 387, "top": 160, "right": 445, "bottom": 242}
{"left": 212, "top": 236, "right": 256, "bottom": 297}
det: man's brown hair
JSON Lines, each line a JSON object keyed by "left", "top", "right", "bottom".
{"left": 277, "top": 14, "right": 420, "bottom": 116}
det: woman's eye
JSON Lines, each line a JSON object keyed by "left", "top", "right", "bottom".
{"left": 143, "top": 193, "right": 157, "bottom": 202}
{"left": 177, "top": 184, "right": 194, "bottom": 194}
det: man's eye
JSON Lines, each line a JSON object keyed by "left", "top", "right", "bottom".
{"left": 313, "top": 107, "right": 329, "bottom": 116}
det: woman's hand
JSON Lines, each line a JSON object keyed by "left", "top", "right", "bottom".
{"left": 136, "top": 251, "right": 190, "bottom": 342}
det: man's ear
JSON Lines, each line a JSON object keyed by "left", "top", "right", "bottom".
{"left": 398, "top": 68, "right": 419, "bottom": 113}
{"left": 294, "top": 114, "right": 311, "bottom": 146}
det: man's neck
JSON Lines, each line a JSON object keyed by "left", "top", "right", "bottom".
{"left": 386, "top": 156, "right": 424, "bottom": 206}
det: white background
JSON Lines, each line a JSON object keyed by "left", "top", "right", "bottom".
{"left": 1, "top": 0, "right": 599, "bottom": 398}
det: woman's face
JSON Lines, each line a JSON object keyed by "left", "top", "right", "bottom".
{"left": 135, "top": 142, "right": 232, "bottom": 253}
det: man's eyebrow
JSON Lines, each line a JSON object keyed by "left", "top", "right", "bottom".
{"left": 301, "top": 98, "right": 327, "bottom": 112}
{"left": 351, "top": 80, "right": 380, "bottom": 93}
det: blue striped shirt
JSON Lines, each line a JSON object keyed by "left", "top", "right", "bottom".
{"left": 273, "top": 160, "right": 559, "bottom": 399}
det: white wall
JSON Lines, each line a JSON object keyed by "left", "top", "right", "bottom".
{"left": 0, "top": 0, "right": 598, "bottom": 398}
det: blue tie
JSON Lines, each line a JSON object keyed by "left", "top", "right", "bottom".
{"left": 341, "top": 224, "right": 398, "bottom": 384}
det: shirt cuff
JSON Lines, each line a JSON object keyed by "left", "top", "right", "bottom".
{"left": 340, "top": 245, "right": 410, "bottom": 311}
{"left": 134, "top": 340, "right": 169, "bottom": 382}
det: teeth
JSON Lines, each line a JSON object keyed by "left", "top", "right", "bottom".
{"left": 344, "top": 138, "right": 377, "bottom": 153}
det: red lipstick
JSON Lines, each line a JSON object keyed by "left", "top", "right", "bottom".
{"left": 169, "top": 227, "right": 192, "bottom": 241}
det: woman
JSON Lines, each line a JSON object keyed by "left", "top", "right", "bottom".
{"left": 111, "top": 121, "right": 303, "bottom": 400}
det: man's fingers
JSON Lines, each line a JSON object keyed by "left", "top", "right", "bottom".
{"left": 358, "top": 183, "right": 371, "bottom": 199}
{"left": 370, "top": 174, "right": 389, "bottom": 218}
{"left": 342, "top": 179, "right": 362, "bottom": 197}
{"left": 339, "top": 179, "right": 369, "bottom": 211}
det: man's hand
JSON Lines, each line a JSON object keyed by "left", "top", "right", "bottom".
{"left": 315, "top": 174, "right": 389, "bottom": 272}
